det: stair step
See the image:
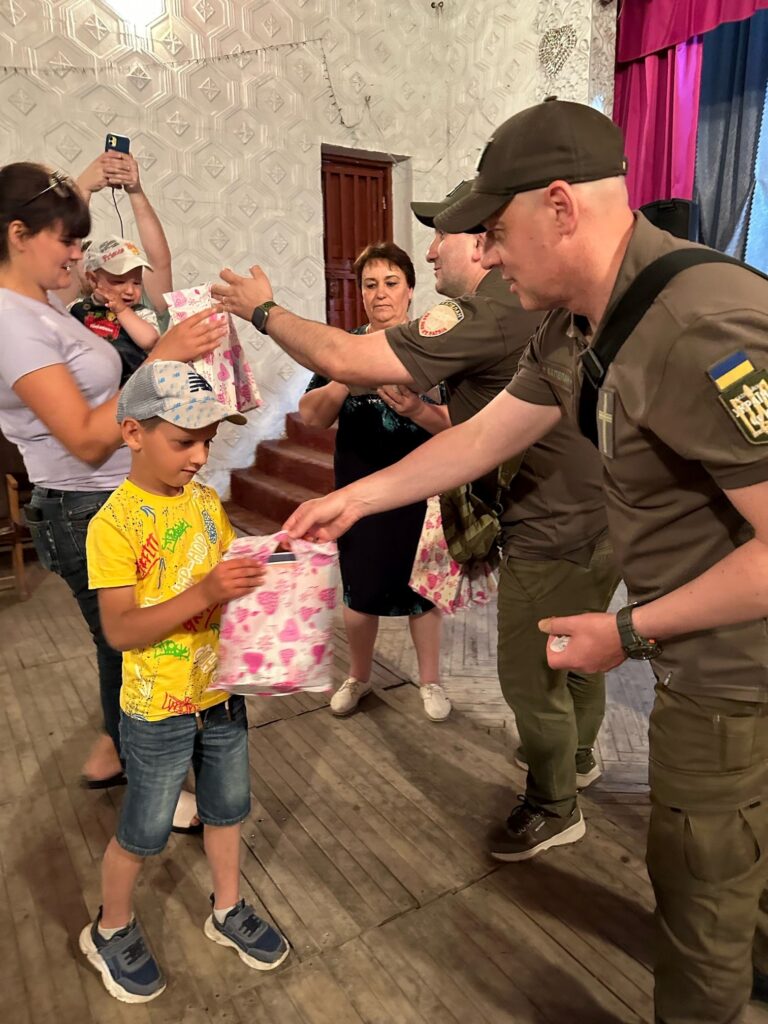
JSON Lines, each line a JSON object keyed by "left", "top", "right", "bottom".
{"left": 230, "top": 467, "right": 321, "bottom": 524}
{"left": 285, "top": 411, "right": 337, "bottom": 454}
{"left": 257, "top": 439, "right": 334, "bottom": 494}
{"left": 224, "top": 502, "right": 281, "bottom": 538}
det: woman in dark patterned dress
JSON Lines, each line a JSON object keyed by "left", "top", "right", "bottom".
{"left": 299, "top": 242, "right": 450, "bottom": 722}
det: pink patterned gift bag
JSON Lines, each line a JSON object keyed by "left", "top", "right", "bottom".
{"left": 163, "top": 284, "right": 262, "bottom": 413}
{"left": 408, "top": 496, "right": 498, "bottom": 615}
{"left": 215, "top": 532, "right": 339, "bottom": 696}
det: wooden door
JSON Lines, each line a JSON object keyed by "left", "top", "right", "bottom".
{"left": 322, "top": 154, "right": 393, "bottom": 330}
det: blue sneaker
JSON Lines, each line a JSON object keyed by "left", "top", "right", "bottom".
{"left": 79, "top": 910, "right": 165, "bottom": 1003}
{"left": 204, "top": 897, "right": 290, "bottom": 971}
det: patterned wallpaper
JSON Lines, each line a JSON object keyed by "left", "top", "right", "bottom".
{"left": 0, "top": 0, "right": 615, "bottom": 495}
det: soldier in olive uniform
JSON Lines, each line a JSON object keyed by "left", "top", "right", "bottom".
{"left": 214, "top": 184, "right": 618, "bottom": 860}
{"left": 280, "top": 101, "right": 768, "bottom": 1024}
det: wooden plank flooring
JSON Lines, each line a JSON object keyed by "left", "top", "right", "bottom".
{"left": 374, "top": 583, "right": 655, "bottom": 792}
{"left": 2, "top": 571, "right": 768, "bottom": 1023}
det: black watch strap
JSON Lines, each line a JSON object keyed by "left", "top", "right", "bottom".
{"left": 616, "top": 604, "right": 662, "bottom": 661}
{"left": 616, "top": 605, "right": 637, "bottom": 649}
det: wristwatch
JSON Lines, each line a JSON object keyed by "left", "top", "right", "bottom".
{"left": 250, "top": 300, "right": 277, "bottom": 334}
{"left": 616, "top": 604, "right": 662, "bottom": 661}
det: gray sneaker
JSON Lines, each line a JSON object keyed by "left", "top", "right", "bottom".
{"left": 79, "top": 911, "right": 165, "bottom": 1003}
{"left": 514, "top": 746, "right": 602, "bottom": 790}
{"left": 488, "top": 797, "right": 585, "bottom": 862}
{"left": 204, "top": 897, "right": 290, "bottom": 971}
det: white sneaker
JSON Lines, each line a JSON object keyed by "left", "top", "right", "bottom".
{"left": 421, "top": 683, "right": 451, "bottom": 722}
{"left": 330, "top": 677, "right": 372, "bottom": 716}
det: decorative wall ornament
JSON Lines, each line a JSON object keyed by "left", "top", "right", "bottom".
{"left": 539, "top": 24, "right": 578, "bottom": 78}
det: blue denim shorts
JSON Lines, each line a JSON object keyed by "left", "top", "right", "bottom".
{"left": 117, "top": 695, "right": 250, "bottom": 857}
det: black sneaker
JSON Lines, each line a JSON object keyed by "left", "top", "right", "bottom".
{"left": 514, "top": 746, "right": 602, "bottom": 790}
{"left": 488, "top": 797, "right": 586, "bottom": 862}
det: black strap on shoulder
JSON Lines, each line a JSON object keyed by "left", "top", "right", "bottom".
{"left": 578, "top": 248, "right": 768, "bottom": 445}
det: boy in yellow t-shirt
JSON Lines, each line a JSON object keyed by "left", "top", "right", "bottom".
{"left": 81, "top": 360, "right": 289, "bottom": 1004}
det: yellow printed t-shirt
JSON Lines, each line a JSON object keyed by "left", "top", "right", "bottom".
{"left": 86, "top": 478, "right": 237, "bottom": 721}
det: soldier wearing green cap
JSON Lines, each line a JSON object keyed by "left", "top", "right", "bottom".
{"left": 281, "top": 99, "right": 768, "bottom": 1024}
{"left": 215, "top": 179, "right": 619, "bottom": 861}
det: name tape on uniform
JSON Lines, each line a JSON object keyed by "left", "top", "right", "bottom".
{"left": 708, "top": 349, "right": 768, "bottom": 444}
{"left": 418, "top": 299, "right": 465, "bottom": 338}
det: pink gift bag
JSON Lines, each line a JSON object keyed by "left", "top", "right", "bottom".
{"left": 214, "top": 532, "right": 339, "bottom": 696}
{"left": 164, "top": 283, "right": 262, "bottom": 413}
{"left": 408, "top": 496, "right": 498, "bottom": 615}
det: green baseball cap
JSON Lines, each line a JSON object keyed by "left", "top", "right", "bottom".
{"left": 410, "top": 180, "right": 473, "bottom": 229}
{"left": 435, "top": 99, "right": 628, "bottom": 234}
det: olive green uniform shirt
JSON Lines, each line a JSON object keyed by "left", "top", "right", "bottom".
{"left": 386, "top": 268, "right": 607, "bottom": 563}
{"left": 508, "top": 213, "right": 768, "bottom": 701}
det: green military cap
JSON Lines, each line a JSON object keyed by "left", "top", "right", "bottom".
{"left": 410, "top": 180, "right": 473, "bottom": 229}
{"left": 435, "top": 99, "right": 628, "bottom": 234}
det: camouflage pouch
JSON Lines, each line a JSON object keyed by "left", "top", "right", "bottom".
{"left": 439, "top": 459, "right": 518, "bottom": 568}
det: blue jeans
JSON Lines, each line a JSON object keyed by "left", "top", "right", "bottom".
{"left": 117, "top": 696, "right": 250, "bottom": 856}
{"left": 25, "top": 487, "right": 123, "bottom": 758}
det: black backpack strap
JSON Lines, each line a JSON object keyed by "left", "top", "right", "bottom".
{"left": 578, "top": 248, "right": 768, "bottom": 445}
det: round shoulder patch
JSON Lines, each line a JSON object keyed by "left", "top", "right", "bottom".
{"left": 418, "top": 299, "right": 465, "bottom": 338}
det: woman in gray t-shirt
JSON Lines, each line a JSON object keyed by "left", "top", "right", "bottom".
{"left": 0, "top": 162, "right": 226, "bottom": 786}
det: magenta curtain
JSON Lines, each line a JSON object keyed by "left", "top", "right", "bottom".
{"left": 614, "top": 40, "right": 703, "bottom": 207}
{"left": 617, "top": 0, "right": 768, "bottom": 62}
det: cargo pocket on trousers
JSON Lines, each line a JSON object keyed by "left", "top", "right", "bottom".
{"left": 714, "top": 711, "right": 757, "bottom": 773}
{"left": 683, "top": 802, "right": 764, "bottom": 885}
{"left": 24, "top": 517, "right": 60, "bottom": 575}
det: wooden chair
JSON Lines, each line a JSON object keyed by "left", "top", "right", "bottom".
{"left": 3, "top": 473, "right": 33, "bottom": 598}
{"left": 0, "top": 435, "right": 33, "bottom": 599}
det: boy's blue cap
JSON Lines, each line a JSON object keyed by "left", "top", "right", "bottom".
{"left": 117, "top": 360, "right": 247, "bottom": 427}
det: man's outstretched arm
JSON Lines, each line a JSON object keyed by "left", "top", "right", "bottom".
{"left": 212, "top": 265, "right": 416, "bottom": 387}
{"left": 284, "top": 390, "right": 562, "bottom": 540}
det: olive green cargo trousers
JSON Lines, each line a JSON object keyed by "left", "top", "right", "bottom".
{"left": 648, "top": 684, "right": 768, "bottom": 1023}
{"left": 496, "top": 530, "right": 620, "bottom": 817}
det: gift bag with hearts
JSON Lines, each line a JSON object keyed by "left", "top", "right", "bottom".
{"left": 163, "top": 283, "right": 262, "bottom": 413}
{"left": 408, "top": 496, "right": 498, "bottom": 615}
{"left": 214, "top": 531, "right": 339, "bottom": 696}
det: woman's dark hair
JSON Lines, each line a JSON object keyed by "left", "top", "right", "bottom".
{"left": 353, "top": 241, "right": 416, "bottom": 290}
{"left": 0, "top": 162, "right": 91, "bottom": 262}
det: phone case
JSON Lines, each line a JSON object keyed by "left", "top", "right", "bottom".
{"left": 105, "top": 134, "right": 130, "bottom": 154}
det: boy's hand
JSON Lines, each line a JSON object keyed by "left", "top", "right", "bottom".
{"left": 153, "top": 306, "right": 228, "bottom": 363}
{"left": 201, "top": 558, "right": 265, "bottom": 605}
{"left": 98, "top": 281, "right": 128, "bottom": 314}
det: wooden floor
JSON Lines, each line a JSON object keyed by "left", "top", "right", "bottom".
{"left": 2, "top": 571, "right": 767, "bottom": 1024}
{"left": 374, "top": 583, "right": 655, "bottom": 794}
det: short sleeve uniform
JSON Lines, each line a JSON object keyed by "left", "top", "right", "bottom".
{"left": 508, "top": 213, "right": 768, "bottom": 700}
{"left": 386, "top": 270, "right": 608, "bottom": 563}
{"left": 87, "top": 478, "right": 237, "bottom": 720}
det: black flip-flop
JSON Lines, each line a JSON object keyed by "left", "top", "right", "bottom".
{"left": 172, "top": 821, "right": 204, "bottom": 835}
{"left": 171, "top": 790, "right": 203, "bottom": 834}
{"left": 81, "top": 771, "right": 127, "bottom": 790}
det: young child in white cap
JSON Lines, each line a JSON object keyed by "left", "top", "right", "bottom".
{"left": 81, "top": 360, "right": 289, "bottom": 1003}
{"left": 70, "top": 235, "right": 160, "bottom": 384}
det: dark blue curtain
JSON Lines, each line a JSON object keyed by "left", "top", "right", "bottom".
{"left": 694, "top": 9, "right": 768, "bottom": 258}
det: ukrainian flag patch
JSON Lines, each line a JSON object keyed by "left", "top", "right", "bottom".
{"left": 708, "top": 350, "right": 768, "bottom": 444}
